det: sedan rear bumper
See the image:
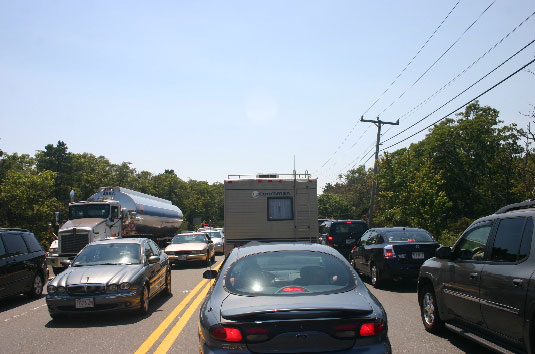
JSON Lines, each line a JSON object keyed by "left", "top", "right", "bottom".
{"left": 168, "top": 254, "right": 208, "bottom": 263}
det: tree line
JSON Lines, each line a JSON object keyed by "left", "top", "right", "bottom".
{"left": 320, "top": 102, "right": 534, "bottom": 245}
{"left": 1, "top": 102, "right": 532, "bottom": 247}
{"left": 0, "top": 143, "right": 223, "bottom": 247}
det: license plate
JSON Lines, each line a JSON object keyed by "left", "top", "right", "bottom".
{"left": 412, "top": 252, "right": 425, "bottom": 259}
{"left": 178, "top": 255, "right": 187, "bottom": 261}
{"left": 345, "top": 239, "right": 355, "bottom": 244}
{"left": 75, "top": 298, "right": 94, "bottom": 308}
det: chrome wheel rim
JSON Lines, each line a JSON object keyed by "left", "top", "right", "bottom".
{"left": 33, "top": 275, "right": 43, "bottom": 295}
{"left": 371, "top": 266, "right": 377, "bottom": 285}
{"left": 423, "top": 292, "right": 435, "bottom": 325}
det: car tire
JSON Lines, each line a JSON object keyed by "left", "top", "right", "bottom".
{"left": 211, "top": 252, "right": 215, "bottom": 263}
{"left": 350, "top": 256, "right": 357, "bottom": 269}
{"left": 420, "top": 285, "right": 443, "bottom": 333}
{"left": 138, "top": 285, "right": 150, "bottom": 315}
{"left": 206, "top": 252, "right": 211, "bottom": 266}
{"left": 165, "top": 271, "right": 172, "bottom": 297}
{"left": 370, "top": 264, "right": 381, "bottom": 288}
{"left": 26, "top": 273, "right": 44, "bottom": 299}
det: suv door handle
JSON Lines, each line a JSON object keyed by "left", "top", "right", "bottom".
{"left": 469, "top": 272, "right": 478, "bottom": 280}
{"left": 513, "top": 279, "right": 523, "bottom": 287}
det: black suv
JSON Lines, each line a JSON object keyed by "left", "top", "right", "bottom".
{"left": 0, "top": 228, "right": 47, "bottom": 300}
{"left": 320, "top": 220, "right": 368, "bottom": 259}
{"left": 418, "top": 201, "right": 535, "bottom": 354}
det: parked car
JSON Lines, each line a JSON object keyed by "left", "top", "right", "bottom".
{"left": 46, "top": 238, "right": 171, "bottom": 318}
{"left": 199, "top": 243, "right": 391, "bottom": 354}
{"left": 164, "top": 233, "right": 215, "bottom": 266}
{"left": 0, "top": 228, "right": 47, "bottom": 300}
{"left": 320, "top": 220, "right": 369, "bottom": 258}
{"left": 350, "top": 227, "right": 440, "bottom": 288}
{"left": 418, "top": 200, "right": 535, "bottom": 354}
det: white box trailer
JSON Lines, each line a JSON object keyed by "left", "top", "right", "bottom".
{"left": 224, "top": 173, "right": 318, "bottom": 257}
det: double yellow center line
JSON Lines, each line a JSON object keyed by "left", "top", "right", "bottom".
{"left": 134, "top": 262, "right": 223, "bottom": 354}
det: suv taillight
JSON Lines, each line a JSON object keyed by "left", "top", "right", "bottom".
{"left": 383, "top": 245, "right": 396, "bottom": 258}
{"left": 327, "top": 235, "right": 333, "bottom": 246}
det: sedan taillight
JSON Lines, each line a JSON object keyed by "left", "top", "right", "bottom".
{"left": 360, "top": 321, "right": 386, "bottom": 337}
{"left": 383, "top": 245, "right": 396, "bottom": 258}
{"left": 210, "top": 325, "right": 243, "bottom": 342}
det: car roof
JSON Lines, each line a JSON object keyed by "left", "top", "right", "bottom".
{"left": 371, "top": 227, "right": 429, "bottom": 233}
{"left": 174, "top": 233, "right": 206, "bottom": 236}
{"left": 92, "top": 238, "right": 146, "bottom": 245}
{"left": 330, "top": 220, "right": 367, "bottom": 224}
{"left": 234, "top": 242, "right": 343, "bottom": 259}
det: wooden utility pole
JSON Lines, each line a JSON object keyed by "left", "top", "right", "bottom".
{"left": 360, "top": 116, "right": 399, "bottom": 228}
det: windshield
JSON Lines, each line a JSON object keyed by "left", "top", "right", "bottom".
{"left": 225, "top": 251, "right": 355, "bottom": 296}
{"left": 73, "top": 243, "right": 141, "bottom": 266}
{"left": 172, "top": 234, "right": 206, "bottom": 244}
{"left": 386, "top": 230, "right": 435, "bottom": 242}
{"left": 69, "top": 204, "right": 109, "bottom": 219}
{"left": 331, "top": 222, "right": 367, "bottom": 238}
{"left": 205, "top": 231, "right": 222, "bottom": 239}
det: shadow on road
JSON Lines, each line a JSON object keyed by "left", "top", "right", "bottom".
{"left": 171, "top": 260, "right": 216, "bottom": 270}
{"left": 435, "top": 328, "right": 495, "bottom": 354}
{"left": 44, "top": 292, "right": 173, "bottom": 328}
{"left": 360, "top": 276, "right": 418, "bottom": 294}
{"left": 0, "top": 294, "right": 44, "bottom": 313}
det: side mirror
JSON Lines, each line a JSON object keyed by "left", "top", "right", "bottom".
{"left": 60, "top": 259, "right": 72, "bottom": 267}
{"left": 435, "top": 246, "right": 452, "bottom": 259}
{"left": 148, "top": 255, "right": 160, "bottom": 264}
{"left": 203, "top": 269, "right": 218, "bottom": 279}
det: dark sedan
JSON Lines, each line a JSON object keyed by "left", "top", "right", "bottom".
{"left": 199, "top": 243, "right": 391, "bottom": 354}
{"left": 349, "top": 227, "right": 440, "bottom": 287}
{"left": 46, "top": 238, "right": 171, "bottom": 318}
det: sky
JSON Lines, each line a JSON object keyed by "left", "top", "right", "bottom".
{"left": 1, "top": 1, "right": 534, "bottom": 193}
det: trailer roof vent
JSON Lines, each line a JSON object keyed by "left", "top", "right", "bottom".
{"left": 256, "top": 173, "right": 279, "bottom": 179}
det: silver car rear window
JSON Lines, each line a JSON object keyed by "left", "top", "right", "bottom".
{"left": 225, "top": 251, "right": 355, "bottom": 296}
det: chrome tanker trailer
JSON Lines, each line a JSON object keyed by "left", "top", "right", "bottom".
{"left": 47, "top": 186, "right": 183, "bottom": 275}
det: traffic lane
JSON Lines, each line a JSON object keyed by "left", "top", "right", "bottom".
{"left": 365, "top": 279, "right": 494, "bottom": 354}
{"left": 0, "top": 259, "right": 217, "bottom": 354}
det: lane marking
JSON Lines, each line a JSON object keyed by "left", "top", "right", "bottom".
{"left": 134, "top": 262, "right": 223, "bottom": 354}
{"left": 2, "top": 303, "right": 47, "bottom": 322}
{"left": 153, "top": 282, "right": 212, "bottom": 354}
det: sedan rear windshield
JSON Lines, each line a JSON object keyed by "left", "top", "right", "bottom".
{"left": 73, "top": 243, "right": 141, "bottom": 266}
{"left": 225, "top": 251, "right": 355, "bottom": 296}
{"left": 386, "top": 230, "right": 434, "bottom": 242}
{"left": 331, "top": 223, "right": 367, "bottom": 238}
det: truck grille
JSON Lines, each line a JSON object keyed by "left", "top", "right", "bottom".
{"left": 68, "top": 284, "right": 106, "bottom": 295}
{"left": 60, "top": 233, "right": 89, "bottom": 254}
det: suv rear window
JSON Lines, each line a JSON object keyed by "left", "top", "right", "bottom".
{"left": 225, "top": 251, "right": 355, "bottom": 296}
{"left": 2, "top": 233, "right": 28, "bottom": 255}
{"left": 331, "top": 222, "right": 367, "bottom": 238}
{"left": 21, "top": 233, "right": 43, "bottom": 253}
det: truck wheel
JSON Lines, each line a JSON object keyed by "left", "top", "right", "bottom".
{"left": 420, "top": 285, "right": 443, "bottom": 333}
{"left": 138, "top": 285, "right": 150, "bottom": 315}
{"left": 370, "top": 264, "right": 381, "bottom": 288}
{"left": 26, "top": 273, "right": 44, "bottom": 299}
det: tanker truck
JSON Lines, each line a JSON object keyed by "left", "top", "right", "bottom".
{"left": 47, "top": 187, "right": 183, "bottom": 275}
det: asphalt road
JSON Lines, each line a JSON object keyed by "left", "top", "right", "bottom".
{"left": 1, "top": 256, "right": 496, "bottom": 354}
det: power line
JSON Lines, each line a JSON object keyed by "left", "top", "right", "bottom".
{"left": 382, "top": 38, "right": 535, "bottom": 145}
{"left": 361, "top": 0, "right": 462, "bottom": 116}
{"left": 386, "top": 10, "right": 535, "bottom": 129}
{"left": 381, "top": 57, "right": 535, "bottom": 152}
{"left": 376, "top": 0, "right": 496, "bottom": 117}
{"left": 316, "top": 0, "right": 462, "bottom": 175}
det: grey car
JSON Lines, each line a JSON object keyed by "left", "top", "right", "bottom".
{"left": 46, "top": 238, "right": 171, "bottom": 318}
{"left": 199, "top": 243, "right": 391, "bottom": 354}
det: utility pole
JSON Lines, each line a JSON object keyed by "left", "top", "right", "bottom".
{"left": 360, "top": 116, "right": 399, "bottom": 228}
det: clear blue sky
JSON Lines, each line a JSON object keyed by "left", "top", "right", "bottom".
{"left": 1, "top": 1, "right": 534, "bottom": 192}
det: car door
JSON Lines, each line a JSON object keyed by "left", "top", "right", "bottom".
{"left": 442, "top": 221, "right": 493, "bottom": 327}
{"left": 480, "top": 216, "right": 533, "bottom": 343}
{"left": 148, "top": 240, "right": 166, "bottom": 292}
{"left": 1, "top": 232, "right": 32, "bottom": 294}
{"left": 143, "top": 241, "right": 161, "bottom": 297}
{"left": 354, "top": 230, "right": 371, "bottom": 273}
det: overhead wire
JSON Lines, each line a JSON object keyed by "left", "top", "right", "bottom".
{"left": 381, "top": 38, "right": 535, "bottom": 145}
{"left": 315, "top": 0, "right": 461, "bottom": 176}
{"left": 376, "top": 0, "right": 496, "bottom": 117}
{"left": 380, "top": 57, "right": 535, "bottom": 152}
{"left": 383, "top": 10, "right": 535, "bottom": 133}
